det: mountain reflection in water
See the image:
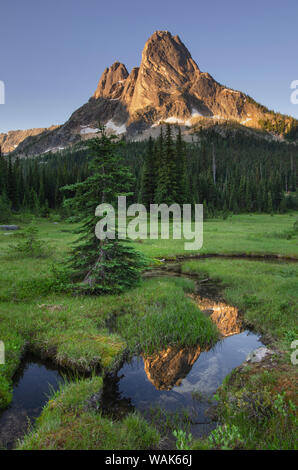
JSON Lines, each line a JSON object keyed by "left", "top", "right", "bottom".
{"left": 107, "top": 330, "right": 263, "bottom": 438}
{"left": 143, "top": 345, "right": 203, "bottom": 391}
{"left": 142, "top": 296, "right": 243, "bottom": 391}
{"left": 190, "top": 295, "right": 243, "bottom": 337}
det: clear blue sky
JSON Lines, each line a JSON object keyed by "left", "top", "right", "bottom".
{"left": 0, "top": 0, "right": 297, "bottom": 133}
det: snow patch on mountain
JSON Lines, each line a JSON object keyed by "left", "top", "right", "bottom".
{"left": 241, "top": 118, "right": 252, "bottom": 125}
{"left": 191, "top": 108, "right": 203, "bottom": 117}
{"left": 80, "top": 126, "right": 99, "bottom": 135}
{"left": 152, "top": 116, "right": 192, "bottom": 127}
{"left": 105, "top": 120, "right": 126, "bottom": 134}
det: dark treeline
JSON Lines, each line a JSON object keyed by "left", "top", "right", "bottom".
{"left": 0, "top": 124, "right": 297, "bottom": 221}
{"left": 0, "top": 146, "right": 89, "bottom": 219}
{"left": 139, "top": 125, "right": 298, "bottom": 215}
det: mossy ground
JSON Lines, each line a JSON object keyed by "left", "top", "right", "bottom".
{"left": 192, "top": 355, "right": 297, "bottom": 450}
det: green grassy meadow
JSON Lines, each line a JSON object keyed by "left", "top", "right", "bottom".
{"left": 132, "top": 213, "right": 298, "bottom": 259}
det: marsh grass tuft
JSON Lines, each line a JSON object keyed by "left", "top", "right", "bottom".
{"left": 17, "top": 377, "right": 160, "bottom": 450}
{"left": 116, "top": 277, "right": 219, "bottom": 354}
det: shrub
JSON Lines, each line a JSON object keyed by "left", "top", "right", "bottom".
{"left": 9, "top": 223, "right": 53, "bottom": 258}
{"left": 0, "top": 193, "right": 12, "bottom": 223}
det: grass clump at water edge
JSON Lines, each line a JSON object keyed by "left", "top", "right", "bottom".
{"left": 17, "top": 377, "right": 160, "bottom": 450}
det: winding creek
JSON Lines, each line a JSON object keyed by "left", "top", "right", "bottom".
{"left": 0, "top": 266, "right": 266, "bottom": 449}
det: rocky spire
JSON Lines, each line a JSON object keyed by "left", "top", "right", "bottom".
{"left": 129, "top": 31, "right": 200, "bottom": 115}
{"left": 93, "top": 61, "right": 129, "bottom": 99}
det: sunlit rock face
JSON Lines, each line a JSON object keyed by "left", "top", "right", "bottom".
{"left": 143, "top": 345, "right": 202, "bottom": 391}
{"left": 128, "top": 31, "right": 200, "bottom": 119}
{"left": 190, "top": 295, "right": 243, "bottom": 337}
{"left": 93, "top": 62, "right": 129, "bottom": 100}
{"left": 121, "top": 67, "right": 139, "bottom": 108}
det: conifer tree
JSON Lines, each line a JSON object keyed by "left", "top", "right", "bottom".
{"left": 0, "top": 192, "right": 11, "bottom": 222}
{"left": 139, "top": 136, "right": 156, "bottom": 208}
{"left": 175, "top": 127, "right": 188, "bottom": 204}
{"left": 0, "top": 149, "right": 8, "bottom": 197}
{"left": 7, "top": 156, "right": 17, "bottom": 210}
{"left": 62, "top": 127, "right": 145, "bottom": 294}
{"left": 267, "top": 191, "right": 273, "bottom": 214}
{"left": 155, "top": 125, "right": 176, "bottom": 205}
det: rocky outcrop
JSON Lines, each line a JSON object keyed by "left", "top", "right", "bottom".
{"left": 0, "top": 225, "right": 19, "bottom": 230}
{"left": 93, "top": 62, "right": 129, "bottom": 99}
{"left": 121, "top": 67, "right": 139, "bottom": 107}
{"left": 246, "top": 347, "right": 273, "bottom": 363}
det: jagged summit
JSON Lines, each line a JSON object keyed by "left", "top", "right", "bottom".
{"left": 10, "top": 31, "right": 296, "bottom": 156}
{"left": 94, "top": 30, "right": 200, "bottom": 114}
{"left": 142, "top": 30, "right": 199, "bottom": 74}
